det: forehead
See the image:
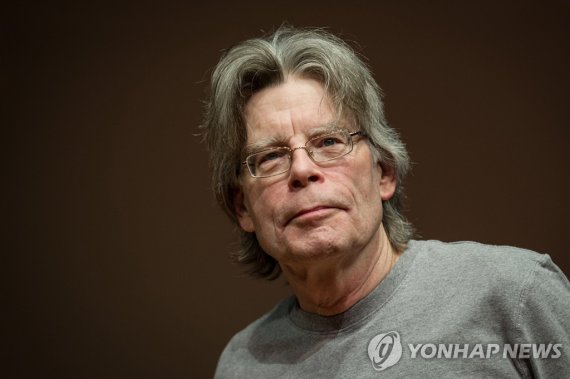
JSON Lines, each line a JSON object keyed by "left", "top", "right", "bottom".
{"left": 243, "top": 76, "right": 338, "bottom": 144}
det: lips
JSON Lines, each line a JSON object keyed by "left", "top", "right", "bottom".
{"left": 295, "top": 206, "right": 330, "bottom": 218}
{"left": 285, "top": 204, "right": 343, "bottom": 226}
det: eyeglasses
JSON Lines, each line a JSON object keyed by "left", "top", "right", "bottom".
{"left": 242, "top": 130, "right": 366, "bottom": 178}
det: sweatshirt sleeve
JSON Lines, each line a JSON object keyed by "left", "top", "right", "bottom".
{"left": 515, "top": 254, "right": 570, "bottom": 378}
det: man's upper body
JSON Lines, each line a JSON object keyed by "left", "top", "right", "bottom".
{"left": 214, "top": 240, "right": 570, "bottom": 378}
{"left": 202, "top": 26, "right": 570, "bottom": 377}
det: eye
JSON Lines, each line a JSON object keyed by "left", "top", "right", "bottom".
{"left": 322, "top": 137, "right": 340, "bottom": 147}
{"left": 312, "top": 133, "right": 346, "bottom": 149}
{"left": 257, "top": 149, "right": 287, "bottom": 165}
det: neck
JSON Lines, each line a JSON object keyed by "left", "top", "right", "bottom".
{"left": 281, "top": 226, "right": 400, "bottom": 316}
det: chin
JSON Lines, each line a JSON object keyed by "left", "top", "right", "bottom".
{"left": 282, "top": 236, "right": 347, "bottom": 262}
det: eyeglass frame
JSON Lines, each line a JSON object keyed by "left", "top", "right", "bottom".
{"left": 241, "top": 130, "right": 367, "bottom": 178}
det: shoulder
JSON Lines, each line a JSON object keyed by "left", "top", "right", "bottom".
{"left": 405, "top": 239, "right": 569, "bottom": 326}
{"left": 214, "top": 296, "right": 295, "bottom": 377}
{"left": 405, "top": 241, "right": 570, "bottom": 375}
{"left": 403, "top": 240, "right": 569, "bottom": 310}
{"left": 411, "top": 239, "right": 547, "bottom": 262}
{"left": 222, "top": 295, "right": 293, "bottom": 349}
{"left": 408, "top": 239, "right": 556, "bottom": 283}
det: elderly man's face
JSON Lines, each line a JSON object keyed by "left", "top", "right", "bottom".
{"left": 234, "top": 76, "right": 396, "bottom": 265}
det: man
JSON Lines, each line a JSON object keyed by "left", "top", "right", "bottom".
{"left": 203, "top": 26, "right": 569, "bottom": 378}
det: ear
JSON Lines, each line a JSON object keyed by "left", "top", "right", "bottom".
{"left": 378, "top": 163, "right": 397, "bottom": 201}
{"left": 233, "top": 188, "right": 255, "bottom": 232}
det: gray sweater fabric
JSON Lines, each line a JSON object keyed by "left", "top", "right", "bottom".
{"left": 214, "top": 240, "right": 570, "bottom": 378}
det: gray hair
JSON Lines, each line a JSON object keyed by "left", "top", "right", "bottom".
{"left": 202, "top": 26, "right": 414, "bottom": 279}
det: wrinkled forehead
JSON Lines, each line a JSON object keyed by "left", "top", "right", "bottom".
{"left": 242, "top": 76, "right": 350, "bottom": 148}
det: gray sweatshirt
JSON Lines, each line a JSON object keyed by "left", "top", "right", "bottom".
{"left": 215, "top": 240, "right": 570, "bottom": 378}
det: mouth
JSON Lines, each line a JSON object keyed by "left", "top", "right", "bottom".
{"left": 286, "top": 206, "right": 338, "bottom": 226}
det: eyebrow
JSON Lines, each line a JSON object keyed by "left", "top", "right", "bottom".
{"left": 244, "top": 122, "right": 343, "bottom": 155}
{"left": 244, "top": 135, "right": 288, "bottom": 155}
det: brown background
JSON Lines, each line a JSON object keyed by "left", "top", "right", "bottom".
{"left": 4, "top": 1, "right": 569, "bottom": 378}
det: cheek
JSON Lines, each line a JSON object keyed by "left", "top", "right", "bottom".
{"left": 246, "top": 190, "right": 286, "bottom": 254}
{"left": 348, "top": 162, "right": 381, "bottom": 199}
{"left": 366, "top": 175, "right": 383, "bottom": 203}
{"left": 350, "top": 166, "right": 384, "bottom": 219}
{"left": 246, "top": 186, "right": 280, "bottom": 228}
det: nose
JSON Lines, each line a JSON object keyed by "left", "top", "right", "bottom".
{"left": 287, "top": 147, "right": 323, "bottom": 189}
